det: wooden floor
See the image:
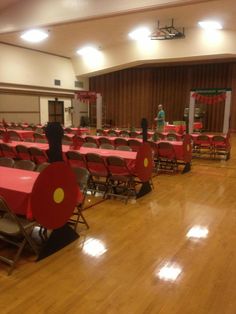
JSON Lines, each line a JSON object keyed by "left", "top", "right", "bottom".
{"left": 1, "top": 137, "right": 236, "bottom": 314}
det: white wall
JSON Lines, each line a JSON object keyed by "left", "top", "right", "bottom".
{"left": 0, "top": 43, "right": 77, "bottom": 89}
{"left": 0, "top": 93, "right": 40, "bottom": 124}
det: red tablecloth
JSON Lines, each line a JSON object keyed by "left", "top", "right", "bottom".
{"left": 11, "top": 130, "right": 35, "bottom": 140}
{"left": 0, "top": 166, "right": 38, "bottom": 218}
{"left": 164, "top": 122, "right": 203, "bottom": 133}
{"left": 66, "top": 146, "right": 137, "bottom": 173}
{"left": 0, "top": 165, "right": 83, "bottom": 219}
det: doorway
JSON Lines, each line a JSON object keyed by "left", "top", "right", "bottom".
{"left": 48, "top": 100, "right": 64, "bottom": 124}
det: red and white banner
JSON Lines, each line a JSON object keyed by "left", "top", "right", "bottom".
{"left": 75, "top": 91, "right": 97, "bottom": 103}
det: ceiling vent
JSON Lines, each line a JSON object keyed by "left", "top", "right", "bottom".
{"left": 54, "top": 79, "right": 61, "bottom": 86}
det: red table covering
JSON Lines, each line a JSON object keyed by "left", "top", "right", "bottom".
{"left": 0, "top": 166, "right": 38, "bottom": 218}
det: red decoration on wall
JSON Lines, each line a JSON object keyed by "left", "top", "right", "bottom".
{"left": 192, "top": 92, "right": 226, "bottom": 105}
{"left": 76, "top": 91, "right": 97, "bottom": 103}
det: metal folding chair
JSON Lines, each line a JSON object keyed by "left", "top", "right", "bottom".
{"left": 106, "top": 156, "right": 136, "bottom": 203}
{"left": 0, "top": 197, "right": 38, "bottom": 275}
{"left": 85, "top": 153, "right": 109, "bottom": 195}
{"left": 157, "top": 142, "right": 178, "bottom": 172}
{"left": 69, "top": 167, "right": 90, "bottom": 230}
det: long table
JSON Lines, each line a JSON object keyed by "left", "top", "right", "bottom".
{"left": 164, "top": 122, "right": 203, "bottom": 133}
{"left": 0, "top": 138, "right": 187, "bottom": 163}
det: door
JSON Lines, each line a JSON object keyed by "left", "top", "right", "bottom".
{"left": 48, "top": 100, "right": 64, "bottom": 124}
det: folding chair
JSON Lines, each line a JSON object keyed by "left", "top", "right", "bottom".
{"left": 194, "top": 134, "right": 211, "bottom": 157}
{"left": 14, "top": 160, "right": 36, "bottom": 171}
{"left": 119, "top": 130, "right": 130, "bottom": 138}
{"left": 85, "top": 136, "right": 97, "bottom": 145}
{"left": 69, "top": 167, "right": 90, "bottom": 230}
{"left": 15, "top": 144, "right": 31, "bottom": 160}
{"left": 0, "top": 130, "right": 5, "bottom": 140}
{"left": 35, "top": 162, "right": 50, "bottom": 172}
{"left": 0, "top": 196, "right": 38, "bottom": 275}
{"left": 129, "top": 131, "right": 139, "bottom": 138}
{"left": 66, "top": 151, "right": 86, "bottom": 168}
{"left": 157, "top": 142, "right": 178, "bottom": 172}
{"left": 33, "top": 132, "right": 47, "bottom": 143}
{"left": 107, "top": 130, "right": 118, "bottom": 137}
{"left": 128, "top": 139, "right": 142, "bottom": 152}
{"left": 100, "top": 143, "right": 115, "bottom": 150}
{"left": 0, "top": 157, "right": 15, "bottom": 168}
{"left": 8, "top": 131, "right": 22, "bottom": 141}
{"left": 96, "top": 129, "right": 105, "bottom": 136}
{"left": 64, "top": 127, "right": 73, "bottom": 134}
{"left": 114, "top": 137, "right": 128, "bottom": 147}
{"left": 212, "top": 135, "right": 230, "bottom": 160}
{"left": 0, "top": 143, "right": 17, "bottom": 158}
{"left": 98, "top": 137, "right": 111, "bottom": 145}
{"left": 85, "top": 153, "right": 109, "bottom": 195}
{"left": 116, "top": 145, "right": 132, "bottom": 151}
{"left": 166, "top": 133, "right": 178, "bottom": 141}
{"left": 62, "top": 134, "right": 73, "bottom": 145}
{"left": 106, "top": 156, "right": 136, "bottom": 203}
{"left": 82, "top": 142, "right": 98, "bottom": 148}
{"left": 28, "top": 147, "right": 48, "bottom": 164}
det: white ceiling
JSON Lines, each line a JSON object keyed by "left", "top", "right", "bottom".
{"left": 0, "top": 0, "right": 235, "bottom": 59}
{"left": 0, "top": 0, "right": 20, "bottom": 11}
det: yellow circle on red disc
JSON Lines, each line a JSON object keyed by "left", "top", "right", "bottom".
{"left": 53, "top": 187, "right": 64, "bottom": 204}
{"left": 144, "top": 158, "right": 148, "bottom": 168}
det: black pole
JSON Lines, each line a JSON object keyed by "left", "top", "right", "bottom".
{"left": 45, "top": 122, "right": 64, "bottom": 163}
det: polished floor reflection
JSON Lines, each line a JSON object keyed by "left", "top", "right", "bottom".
{"left": 1, "top": 137, "right": 236, "bottom": 313}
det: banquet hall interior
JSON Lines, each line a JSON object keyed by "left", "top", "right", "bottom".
{"left": 1, "top": 0, "right": 236, "bottom": 313}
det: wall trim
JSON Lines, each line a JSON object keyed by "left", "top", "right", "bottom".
{"left": 0, "top": 86, "right": 75, "bottom": 99}
{"left": 0, "top": 111, "right": 40, "bottom": 114}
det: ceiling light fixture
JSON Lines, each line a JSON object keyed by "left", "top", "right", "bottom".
{"left": 150, "top": 19, "right": 185, "bottom": 40}
{"left": 76, "top": 46, "right": 99, "bottom": 56}
{"left": 20, "top": 29, "right": 49, "bottom": 43}
{"left": 128, "top": 27, "right": 151, "bottom": 41}
{"left": 198, "top": 20, "right": 222, "bottom": 30}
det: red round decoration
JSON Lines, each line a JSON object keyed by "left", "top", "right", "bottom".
{"left": 31, "top": 162, "right": 79, "bottom": 229}
{"left": 135, "top": 142, "right": 153, "bottom": 182}
{"left": 183, "top": 134, "right": 192, "bottom": 163}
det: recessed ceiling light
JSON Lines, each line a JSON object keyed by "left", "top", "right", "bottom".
{"left": 198, "top": 20, "right": 222, "bottom": 30}
{"left": 76, "top": 46, "right": 99, "bottom": 56}
{"left": 20, "top": 29, "right": 49, "bottom": 43}
{"left": 128, "top": 27, "right": 151, "bottom": 41}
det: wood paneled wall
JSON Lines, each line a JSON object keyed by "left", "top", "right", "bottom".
{"left": 90, "top": 62, "right": 236, "bottom": 132}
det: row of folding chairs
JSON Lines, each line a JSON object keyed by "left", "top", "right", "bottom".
{"left": 0, "top": 143, "right": 48, "bottom": 164}
{"left": 0, "top": 130, "right": 45, "bottom": 142}
{"left": 149, "top": 141, "right": 178, "bottom": 173}
{"left": 192, "top": 135, "right": 230, "bottom": 159}
{"left": 96, "top": 129, "right": 143, "bottom": 138}
{"left": 76, "top": 136, "right": 142, "bottom": 152}
{"left": 66, "top": 151, "right": 139, "bottom": 203}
